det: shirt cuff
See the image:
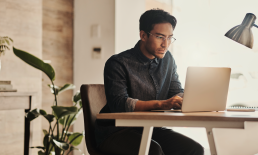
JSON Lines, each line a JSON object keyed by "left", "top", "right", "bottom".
{"left": 174, "top": 92, "right": 184, "bottom": 98}
{"left": 125, "top": 97, "right": 138, "bottom": 112}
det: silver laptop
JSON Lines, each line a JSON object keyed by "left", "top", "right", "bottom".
{"left": 153, "top": 67, "right": 231, "bottom": 112}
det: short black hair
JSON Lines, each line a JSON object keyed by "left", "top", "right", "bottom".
{"left": 139, "top": 9, "right": 177, "bottom": 36}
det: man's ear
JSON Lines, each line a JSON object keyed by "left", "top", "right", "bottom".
{"left": 140, "top": 30, "right": 148, "bottom": 42}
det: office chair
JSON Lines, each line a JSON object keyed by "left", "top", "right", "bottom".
{"left": 80, "top": 84, "right": 107, "bottom": 155}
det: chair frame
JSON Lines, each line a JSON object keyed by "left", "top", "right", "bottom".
{"left": 80, "top": 84, "right": 107, "bottom": 155}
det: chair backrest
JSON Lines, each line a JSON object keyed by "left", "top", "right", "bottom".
{"left": 80, "top": 84, "right": 107, "bottom": 155}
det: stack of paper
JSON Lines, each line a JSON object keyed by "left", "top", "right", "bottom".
{"left": 0, "top": 81, "right": 17, "bottom": 92}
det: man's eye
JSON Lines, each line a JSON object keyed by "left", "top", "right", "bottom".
{"left": 167, "top": 37, "right": 172, "bottom": 40}
{"left": 156, "top": 36, "right": 164, "bottom": 39}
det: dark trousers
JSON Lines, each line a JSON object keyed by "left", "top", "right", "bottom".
{"left": 98, "top": 127, "right": 204, "bottom": 155}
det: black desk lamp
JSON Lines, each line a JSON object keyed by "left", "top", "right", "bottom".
{"left": 225, "top": 13, "right": 258, "bottom": 49}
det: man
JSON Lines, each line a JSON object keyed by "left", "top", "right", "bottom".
{"left": 95, "top": 9, "right": 204, "bottom": 155}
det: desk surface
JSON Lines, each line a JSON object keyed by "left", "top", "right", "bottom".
{"left": 0, "top": 92, "right": 36, "bottom": 110}
{"left": 97, "top": 111, "right": 258, "bottom": 122}
{"left": 0, "top": 92, "right": 37, "bottom": 155}
{"left": 0, "top": 92, "right": 37, "bottom": 96}
{"left": 97, "top": 111, "right": 258, "bottom": 155}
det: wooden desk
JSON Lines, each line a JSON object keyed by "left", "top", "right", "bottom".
{"left": 0, "top": 92, "right": 36, "bottom": 155}
{"left": 97, "top": 111, "right": 258, "bottom": 155}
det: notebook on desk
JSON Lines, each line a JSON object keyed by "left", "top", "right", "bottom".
{"left": 152, "top": 67, "right": 231, "bottom": 113}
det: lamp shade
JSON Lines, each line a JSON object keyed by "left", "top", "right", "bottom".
{"left": 225, "top": 13, "right": 256, "bottom": 49}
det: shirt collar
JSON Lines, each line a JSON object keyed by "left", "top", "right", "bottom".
{"left": 134, "top": 40, "right": 159, "bottom": 65}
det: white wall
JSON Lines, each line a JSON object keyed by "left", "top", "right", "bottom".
{"left": 74, "top": 0, "right": 115, "bottom": 154}
{"left": 73, "top": 0, "right": 145, "bottom": 154}
{"left": 0, "top": 1, "right": 42, "bottom": 154}
{"left": 171, "top": 1, "right": 258, "bottom": 153}
{"left": 115, "top": 0, "right": 145, "bottom": 53}
{"left": 74, "top": 0, "right": 115, "bottom": 88}
{"left": 172, "top": 0, "right": 258, "bottom": 87}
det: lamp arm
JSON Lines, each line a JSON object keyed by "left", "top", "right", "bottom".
{"left": 254, "top": 24, "right": 258, "bottom": 28}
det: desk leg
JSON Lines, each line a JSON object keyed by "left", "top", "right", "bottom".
{"left": 24, "top": 96, "right": 32, "bottom": 155}
{"left": 24, "top": 113, "right": 30, "bottom": 155}
{"left": 138, "top": 126, "right": 153, "bottom": 155}
{"left": 206, "top": 127, "right": 217, "bottom": 155}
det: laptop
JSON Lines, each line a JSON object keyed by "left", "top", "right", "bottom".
{"left": 152, "top": 67, "right": 231, "bottom": 113}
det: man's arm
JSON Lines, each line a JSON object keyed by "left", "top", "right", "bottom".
{"left": 104, "top": 57, "right": 139, "bottom": 113}
{"left": 134, "top": 95, "right": 183, "bottom": 111}
{"left": 104, "top": 55, "right": 183, "bottom": 112}
{"left": 167, "top": 57, "right": 184, "bottom": 98}
{"left": 133, "top": 54, "right": 184, "bottom": 112}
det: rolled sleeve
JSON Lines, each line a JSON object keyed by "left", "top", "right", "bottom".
{"left": 125, "top": 97, "right": 139, "bottom": 112}
{"left": 173, "top": 92, "right": 184, "bottom": 98}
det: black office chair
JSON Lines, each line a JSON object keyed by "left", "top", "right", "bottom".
{"left": 80, "top": 84, "right": 107, "bottom": 155}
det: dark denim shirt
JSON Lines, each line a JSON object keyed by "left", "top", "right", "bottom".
{"left": 95, "top": 40, "right": 184, "bottom": 146}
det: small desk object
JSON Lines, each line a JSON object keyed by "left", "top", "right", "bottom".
{"left": 0, "top": 92, "right": 36, "bottom": 155}
{"left": 97, "top": 111, "right": 258, "bottom": 155}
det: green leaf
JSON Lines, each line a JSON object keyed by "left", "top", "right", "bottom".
{"left": 64, "top": 131, "right": 73, "bottom": 137}
{"left": 43, "top": 134, "right": 50, "bottom": 149}
{"left": 39, "top": 109, "right": 47, "bottom": 115}
{"left": 13, "top": 47, "right": 55, "bottom": 81}
{"left": 53, "top": 139, "right": 69, "bottom": 150}
{"left": 42, "top": 135, "right": 55, "bottom": 153}
{"left": 38, "top": 150, "right": 45, "bottom": 155}
{"left": 73, "top": 91, "right": 81, "bottom": 103}
{"left": 5, "top": 45, "right": 10, "bottom": 50}
{"left": 48, "top": 84, "right": 60, "bottom": 95}
{"left": 52, "top": 106, "right": 78, "bottom": 119}
{"left": 30, "top": 146, "right": 45, "bottom": 150}
{"left": 26, "top": 109, "right": 41, "bottom": 121}
{"left": 79, "top": 100, "right": 82, "bottom": 107}
{"left": 39, "top": 109, "right": 55, "bottom": 123}
{"left": 4, "top": 38, "right": 10, "bottom": 45}
{"left": 43, "top": 114, "right": 55, "bottom": 123}
{"left": 68, "top": 146, "right": 84, "bottom": 155}
{"left": 59, "top": 108, "right": 82, "bottom": 126}
{"left": 68, "top": 132, "right": 83, "bottom": 146}
{"left": 58, "top": 117, "right": 65, "bottom": 125}
{"left": 27, "top": 109, "right": 54, "bottom": 123}
{"left": 58, "top": 84, "right": 75, "bottom": 94}
{"left": 43, "top": 129, "right": 48, "bottom": 136}
{"left": 9, "top": 37, "right": 13, "bottom": 42}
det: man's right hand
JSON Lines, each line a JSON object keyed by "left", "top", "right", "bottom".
{"left": 134, "top": 95, "right": 183, "bottom": 111}
{"left": 161, "top": 95, "right": 183, "bottom": 110}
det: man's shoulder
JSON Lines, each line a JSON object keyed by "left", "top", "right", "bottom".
{"left": 162, "top": 51, "right": 175, "bottom": 63}
{"left": 104, "top": 48, "right": 137, "bottom": 73}
{"left": 107, "top": 48, "right": 136, "bottom": 63}
{"left": 165, "top": 50, "right": 173, "bottom": 59}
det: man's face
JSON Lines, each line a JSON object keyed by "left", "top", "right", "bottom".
{"left": 141, "top": 22, "right": 174, "bottom": 59}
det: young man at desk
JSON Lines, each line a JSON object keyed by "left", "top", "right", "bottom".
{"left": 95, "top": 9, "right": 204, "bottom": 155}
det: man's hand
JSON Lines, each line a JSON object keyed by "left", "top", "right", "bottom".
{"left": 161, "top": 95, "right": 183, "bottom": 110}
{"left": 134, "top": 94, "right": 183, "bottom": 111}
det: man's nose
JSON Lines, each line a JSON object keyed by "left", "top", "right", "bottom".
{"left": 161, "top": 38, "right": 169, "bottom": 48}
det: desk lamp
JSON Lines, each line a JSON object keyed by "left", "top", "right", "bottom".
{"left": 225, "top": 13, "right": 258, "bottom": 111}
{"left": 225, "top": 13, "right": 258, "bottom": 48}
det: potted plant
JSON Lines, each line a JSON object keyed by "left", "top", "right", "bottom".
{"left": 12, "top": 47, "right": 84, "bottom": 155}
{"left": 0, "top": 36, "right": 13, "bottom": 71}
